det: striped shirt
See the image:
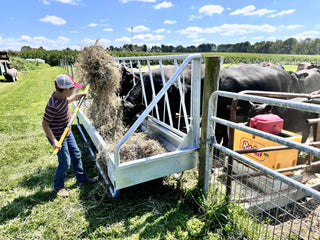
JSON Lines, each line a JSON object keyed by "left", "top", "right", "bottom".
{"left": 43, "top": 93, "right": 71, "bottom": 139}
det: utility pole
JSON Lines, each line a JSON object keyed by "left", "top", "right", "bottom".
{"left": 131, "top": 27, "right": 133, "bottom": 44}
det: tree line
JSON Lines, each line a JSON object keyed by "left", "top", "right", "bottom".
{"left": 108, "top": 37, "right": 320, "bottom": 55}
{"left": 7, "top": 37, "right": 320, "bottom": 66}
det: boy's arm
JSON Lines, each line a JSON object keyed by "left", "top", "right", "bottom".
{"left": 42, "top": 119, "right": 61, "bottom": 152}
{"left": 67, "top": 92, "right": 87, "bottom": 103}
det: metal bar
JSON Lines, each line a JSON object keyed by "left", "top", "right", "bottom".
{"left": 231, "top": 160, "right": 320, "bottom": 180}
{"left": 129, "top": 60, "right": 136, "bottom": 85}
{"left": 137, "top": 60, "right": 148, "bottom": 107}
{"left": 307, "top": 118, "right": 320, "bottom": 124}
{"left": 235, "top": 141, "right": 320, "bottom": 154}
{"left": 174, "top": 60, "right": 190, "bottom": 132}
{"left": 159, "top": 60, "right": 174, "bottom": 127}
{"left": 237, "top": 90, "right": 320, "bottom": 99}
{"left": 147, "top": 59, "right": 160, "bottom": 120}
{"left": 114, "top": 54, "right": 192, "bottom": 61}
{"left": 235, "top": 144, "right": 291, "bottom": 154}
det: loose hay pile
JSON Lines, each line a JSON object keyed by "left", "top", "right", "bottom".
{"left": 75, "top": 42, "right": 167, "bottom": 162}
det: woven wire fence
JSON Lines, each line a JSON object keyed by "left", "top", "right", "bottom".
{"left": 210, "top": 152, "right": 320, "bottom": 239}
{"left": 206, "top": 91, "right": 320, "bottom": 240}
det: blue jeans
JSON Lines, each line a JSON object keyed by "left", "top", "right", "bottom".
{"left": 48, "top": 133, "right": 88, "bottom": 189}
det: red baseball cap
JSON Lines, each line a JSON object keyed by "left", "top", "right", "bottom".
{"left": 55, "top": 74, "right": 82, "bottom": 89}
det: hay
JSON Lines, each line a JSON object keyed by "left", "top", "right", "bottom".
{"left": 75, "top": 41, "right": 167, "bottom": 163}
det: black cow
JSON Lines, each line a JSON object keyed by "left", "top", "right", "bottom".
{"left": 121, "top": 63, "right": 303, "bottom": 149}
{"left": 248, "top": 98, "right": 319, "bottom": 143}
{"left": 117, "top": 65, "right": 140, "bottom": 97}
{"left": 297, "top": 62, "right": 320, "bottom": 71}
{"left": 122, "top": 64, "right": 205, "bottom": 128}
{"left": 290, "top": 68, "right": 320, "bottom": 93}
{"left": 216, "top": 64, "right": 298, "bottom": 147}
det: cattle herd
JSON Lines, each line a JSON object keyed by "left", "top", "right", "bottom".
{"left": 117, "top": 61, "right": 320, "bottom": 149}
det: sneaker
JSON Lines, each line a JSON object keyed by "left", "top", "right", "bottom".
{"left": 53, "top": 188, "right": 69, "bottom": 198}
{"left": 77, "top": 177, "right": 99, "bottom": 186}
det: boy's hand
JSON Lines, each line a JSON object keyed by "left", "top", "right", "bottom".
{"left": 77, "top": 92, "right": 87, "bottom": 100}
{"left": 53, "top": 139, "right": 61, "bottom": 152}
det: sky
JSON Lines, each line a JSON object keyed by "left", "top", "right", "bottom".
{"left": 1, "top": 0, "right": 320, "bottom": 51}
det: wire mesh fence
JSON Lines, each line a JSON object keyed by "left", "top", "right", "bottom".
{"left": 206, "top": 91, "right": 320, "bottom": 240}
{"left": 210, "top": 152, "right": 320, "bottom": 239}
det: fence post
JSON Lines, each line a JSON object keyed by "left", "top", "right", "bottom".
{"left": 198, "top": 56, "right": 221, "bottom": 189}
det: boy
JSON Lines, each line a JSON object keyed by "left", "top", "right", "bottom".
{"left": 42, "top": 74, "right": 93, "bottom": 197}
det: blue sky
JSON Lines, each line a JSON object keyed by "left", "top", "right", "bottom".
{"left": 0, "top": 0, "right": 319, "bottom": 51}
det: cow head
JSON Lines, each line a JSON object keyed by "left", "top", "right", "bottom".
{"left": 121, "top": 100, "right": 145, "bottom": 126}
{"left": 289, "top": 71, "right": 308, "bottom": 93}
{"left": 248, "top": 101, "right": 272, "bottom": 119}
{"left": 117, "top": 66, "right": 139, "bottom": 97}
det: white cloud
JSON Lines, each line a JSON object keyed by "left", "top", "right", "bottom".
{"left": 88, "top": 23, "right": 98, "bottom": 27}
{"left": 163, "top": 20, "right": 176, "bottom": 25}
{"left": 40, "top": 15, "right": 66, "bottom": 25}
{"left": 103, "top": 28, "right": 113, "bottom": 32}
{"left": 127, "top": 25, "right": 150, "bottom": 33}
{"left": 290, "top": 31, "right": 320, "bottom": 40}
{"left": 154, "top": 28, "right": 166, "bottom": 33}
{"left": 81, "top": 38, "right": 110, "bottom": 47}
{"left": 199, "top": 5, "right": 224, "bottom": 16}
{"left": 153, "top": 1, "right": 173, "bottom": 10}
{"left": 230, "top": 5, "right": 275, "bottom": 16}
{"left": 192, "top": 38, "right": 207, "bottom": 43}
{"left": 120, "top": 0, "right": 156, "bottom": 3}
{"left": 133, "top": 33, "right": 165, "bottom": 41}
{"left": 189, "top": 14, "right": 201, "bottom": 21}
{"left": 230, "top": 5, "right": 255, "bottom": 16}
{"left": 284, "top": 25, "right": 303, "bottom": 30}
{"left": 115, "top": 36, "right": 131, "bottom": 43}
{"left": 0, "top": 35, "right": 72, "bottom": 50}
{"left": 269, "top": 9, "right": 295, "bottom": 18}
{"left": 42, "top": 0, "right": 81, "bottom": 5}
{"left": 177, "top": 24, "right": 287, "bottom": 38}
{"left": 252, "top": 36, "right": 264, "bottom": 40}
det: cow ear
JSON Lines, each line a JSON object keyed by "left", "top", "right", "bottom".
{"left": 264, "top": 105, "right": 272, "bottom": 113}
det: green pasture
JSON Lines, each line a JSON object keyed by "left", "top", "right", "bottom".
{"left": 0, "top": 62, "right": 299, "bottom": 239}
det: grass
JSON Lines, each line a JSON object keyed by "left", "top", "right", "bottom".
{"left": 1, "top": 65, "right": 299, "bottom": 239}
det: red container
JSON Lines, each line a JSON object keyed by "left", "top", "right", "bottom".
{"left": 250, "top": 114, "right": 283, "bottom": 134}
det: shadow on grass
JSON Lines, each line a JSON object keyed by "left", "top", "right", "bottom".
{"left": 0, "top": 188, "right": 54, "bottom": 225}
{"left": 72, "top": 126, "right": 201, "bottom": 238}
{"left": 0, "top": 165, "right": 58, "bottom": 225}
{"left": 77, "top": 177, "right": 199, "bottom": 239}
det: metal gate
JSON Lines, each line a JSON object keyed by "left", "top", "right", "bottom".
{"left": 75, "top": 53, "right": 202, "bottom": 197}
{"left": 205, "top": 91, "right": 320, "bottom": 239}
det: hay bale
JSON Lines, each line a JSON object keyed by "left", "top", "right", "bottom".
{"left": 75, "top": 41, "right": 167, "bottom": 163}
